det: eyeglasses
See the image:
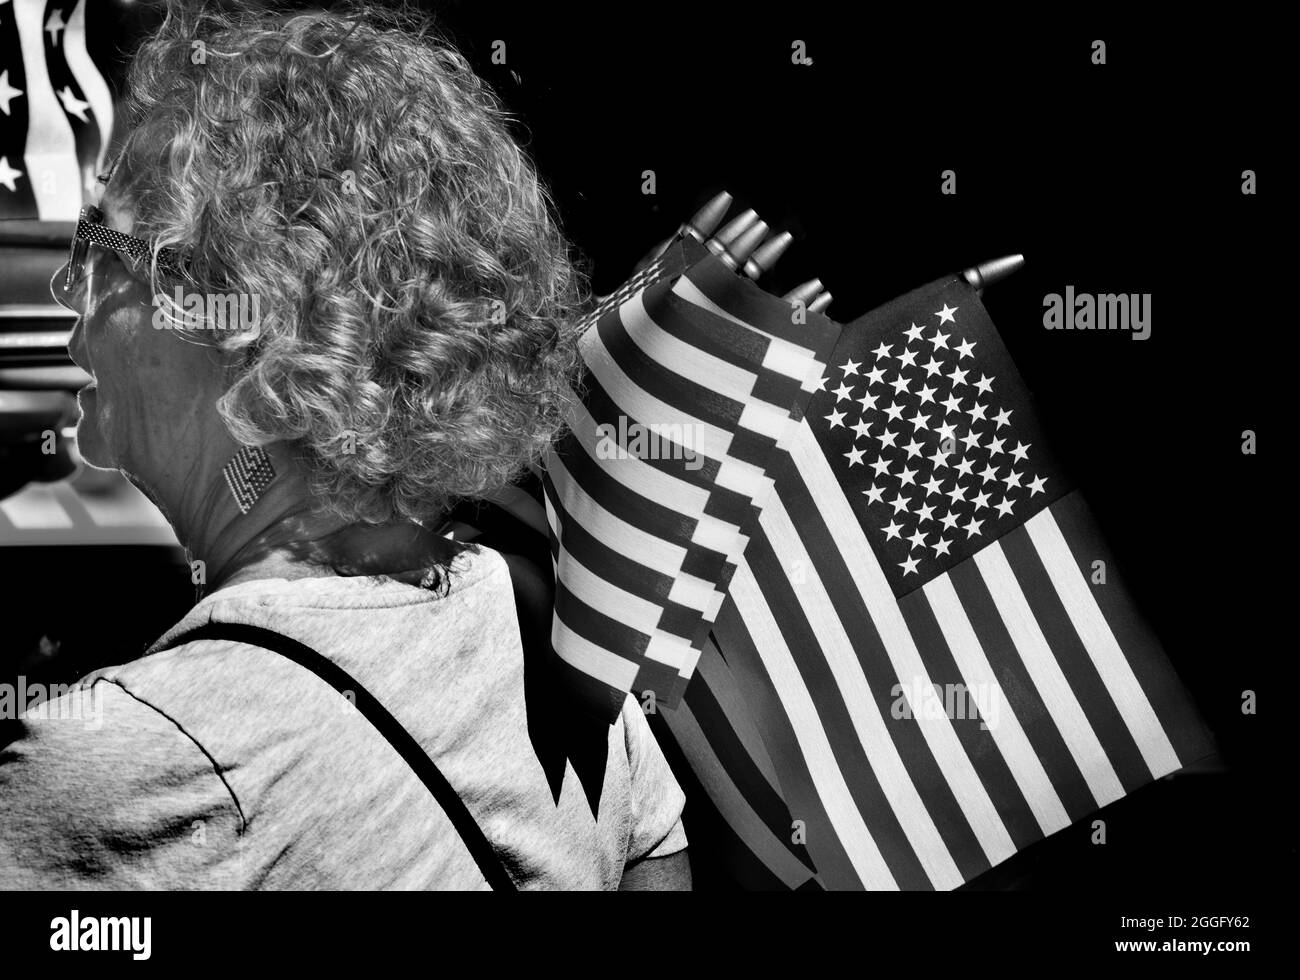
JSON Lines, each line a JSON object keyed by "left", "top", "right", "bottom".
{"left": 64, "top": 205, "right": 190, "bottom": 292}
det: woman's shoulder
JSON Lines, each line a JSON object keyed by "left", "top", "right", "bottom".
{"left": 0, "top": 675, "right": 245, "bottom": 886}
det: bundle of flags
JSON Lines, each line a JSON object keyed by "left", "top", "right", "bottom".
{"left": 479, "top": 196, "right": 1215, "bottom": 889}
{"left": 0, "top": 0, "right": 113, "bottom": 220}
{"left": 540, "top": 233, "right": 839, "bottom": 722}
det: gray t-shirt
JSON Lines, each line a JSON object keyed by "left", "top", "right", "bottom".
{"left": 0, "top": 545, "right": 686, "bottom": 889}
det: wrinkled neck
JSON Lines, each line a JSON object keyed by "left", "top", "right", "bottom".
{"left": 149, "top": 448, "right": 457, "bottom": 598}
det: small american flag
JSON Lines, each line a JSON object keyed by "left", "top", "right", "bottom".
{"left": 0, "top": 0, "right": 113, "bottom": 220}
{"left": 706, "top": 275, "right": 1216, "bottom": 888}
{"left": 541, "top": 234, "right": 840, "bottom": 724}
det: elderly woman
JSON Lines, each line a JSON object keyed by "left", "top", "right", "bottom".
{"left": 0, "top": 1, "right": 688, "bottom": 890}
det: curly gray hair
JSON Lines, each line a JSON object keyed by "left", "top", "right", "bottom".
{"left": 113, "top": 0, "right": 588, "bottom": 526}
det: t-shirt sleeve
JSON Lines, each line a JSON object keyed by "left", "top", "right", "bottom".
{"left": 0, "top": 678, "right": 245, "bottom": 889}
{"left": 619, "top": 695, "right": 688, "bottom": 863}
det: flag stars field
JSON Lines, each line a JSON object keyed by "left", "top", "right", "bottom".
{"left": 819, "top": 301, "right": 1055, "bottom": 585}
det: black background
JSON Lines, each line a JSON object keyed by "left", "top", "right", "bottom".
{"left": 53, "top": 0, "right": 1288, "bottom": 892}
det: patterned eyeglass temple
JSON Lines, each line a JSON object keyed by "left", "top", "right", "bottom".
{"left": 66, "top": 205, "right": 190, "bottom": 290}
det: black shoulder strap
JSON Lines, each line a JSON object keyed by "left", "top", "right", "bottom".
{"left": 160, "top": 621, "right": 517, "bottom": 891}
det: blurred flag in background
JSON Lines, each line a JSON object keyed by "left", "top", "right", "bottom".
{"left": 0, "top": 0, "right": 114, "bottom": 220}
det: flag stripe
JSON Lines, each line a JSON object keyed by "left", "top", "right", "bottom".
{"left": 920, "top": 574, "right": 1073, "bottom": 837}
{"left": 755, "top": 496, "right": 989, "bottom": 886}
{"left": 598, "top": 300, "right": 751, "bottom": 437}
{"left": 647, "top": 282, "right": 782, "bottom": 374}
{"left": 729, "top": 563, "right": 899, "bottom": 889}
{"left": 546, "top": 452, "right": 688, "bottom": 591}
{"left": 945, "top": 559, "right": 1100, "bottom": 819}
{"left": 1047, "top": 492, "right": 1213, "bottom": 763}
{"left": 544, "top": 474, "right": 688, "bottom": 622}
{"left": 973, "top": 541, "right": 1127, "bottom": 808}
{"left": 15, "top": 0, "right": 79, "bottom": 218}
{"left": 550, "top": 614, "right": 640, "bottom": 692}
{"left": 674, "top": 259, "right": 839, "bottom": 354}
{"left": 712, "top": 600, "right": 863, "bottom": 889}
{"left": 659, "top": 699, "right": 817, "bottom": 889}
{"left": 563, "top": 409, "right": 733, "bottom": 580}
{"left": 697, "top": 639, "right": 782, "bottom": 794}
{"left": 580, "top": 317, "right": 743, "bottom": 465}
{"left": 671, "top": 275, "right": 819, "bottom": 372}
{"left": 578, "top": 372, "right": 725, "bottom": 494}
{"left": 680, "top": 669, "right": 817, "bottom": 873}
{"left": 1024, "top": 507, "right": 1183, "bottom": 778}
{"left": 0, "top": 2, "right": 40, "bottom": 218}
{"left": 744, "top": 528, "right": 940, "bottom": 888}
{"left": 624, "top": 286, "right": 763, "bottom": 404}
{"left": 898, "top": 590, "right": 1048, "bottom": 850}
{"left": 552, "top": 551, "right": 668, "bottom": 638}
{"left": 575, "top": 366, "right": 770, "bottom": 535}
{"left": 64, "top": 0, "right": 113, "bottom": 176}
{"left": 568, "top": 397, "right": 714, "bottom": 516}
{"left": 42, "top": 1, "right": 98, "bottom": 197}
{"left": 1000, "top": 524, "right": 1157, "bottom": 792}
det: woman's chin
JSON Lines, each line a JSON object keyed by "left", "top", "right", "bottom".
{"left": 73, "top": 393, "right": 114, "bottom": 470}
{"left": 75, "top": 435, "right": 115, "bottom": 471}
